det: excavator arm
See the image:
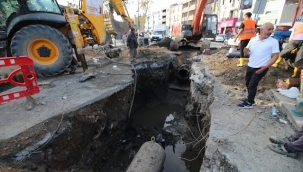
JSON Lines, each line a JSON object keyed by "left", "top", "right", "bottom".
{"left": 66, "top": 0, "right": 133, "bottom": 47}
{"left": 109, "top": 0, "right": 134, "bottom": 28}
{"left": 192, "top": 0, "right": 208, "bottom": 35}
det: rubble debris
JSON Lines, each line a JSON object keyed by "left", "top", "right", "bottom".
{"left": 151, "top": 37, "right": 172, "bottom": 48}
{"left": 79, "top": 75, "right": 96, "bottom": 83}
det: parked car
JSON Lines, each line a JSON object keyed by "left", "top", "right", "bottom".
{"left": 224, "top": 35, "right": 240, "bottom": 47}
{"left": 215, "top": 34, "right": 226, "bottom": 42}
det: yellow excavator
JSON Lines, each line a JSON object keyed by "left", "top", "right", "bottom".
{"left": 0, "top": 0, "right": 133, "bottom": 77}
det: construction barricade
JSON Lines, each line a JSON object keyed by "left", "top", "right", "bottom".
{"left": 0, "top": 56, "right": 40, "bottom": 104}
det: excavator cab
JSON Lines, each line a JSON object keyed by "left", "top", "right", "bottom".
{"left": 201, "top": 14, "right": 218, "bottom": 40}
{"left": 178, "top": 14, "right": 218, "bottom": 42}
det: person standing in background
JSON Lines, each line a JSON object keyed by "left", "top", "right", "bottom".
{"left": 238, "top": 23, "right": 279, "bottom": 108}
{"left": 234, "top": 12, "right": 257, "bottom": 67}
{"left": 127, "top": 28, "right": 138, "bottom": 61}
{"left": 122, "top": 34, "right": 127, "bottom": 45}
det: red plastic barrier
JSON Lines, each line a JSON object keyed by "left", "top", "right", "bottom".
{"left": 0, "top": 56, "right": 40, "bottom": 104}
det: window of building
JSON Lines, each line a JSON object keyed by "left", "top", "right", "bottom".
{"left": 189, "top": 10, "right": 194, "bottom": 16}
{"left": 183, "top": 3, "right": 188, "bottom": 9}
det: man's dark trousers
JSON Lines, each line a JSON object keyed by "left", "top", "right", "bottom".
{"left": 245, "top": 66, "right": 268, "bottom": 104}
{"left": 240, "top": 39, "right": 250, "bottom": 57}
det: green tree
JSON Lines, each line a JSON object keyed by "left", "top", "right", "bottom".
{"left": 139, "top": 0, "right": 153, "bottom": 31}
{"left": 133, "top": 15, "right": 145, "bottom": 31}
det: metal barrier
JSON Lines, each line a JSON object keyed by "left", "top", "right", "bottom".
{"left": 0, "top": 56, "right": 40, "bottom": 104}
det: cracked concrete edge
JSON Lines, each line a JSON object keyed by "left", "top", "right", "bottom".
{"left": 190, "top": 61, "right": 239, "bottom": 172}
{"left": 0, "top": 82, "right": 133, "bottom": 142}
{"left": 53, "top": 83, "right": 132, "bottom": 118}
{"left": 200, "top": 101, "right": 240, "bottom": 172}
{"left": 0, "top": 83, "right": 134, "bottom": 160}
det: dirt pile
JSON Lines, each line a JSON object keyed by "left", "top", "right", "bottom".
{"left": 137, "top": 47, "right": 172, "bottom": 60}
{"left": 202, "top": 48, "right": 293, "bottom": 92}
{"left": 151, "top": 38, "right": 172, "bottom": 49}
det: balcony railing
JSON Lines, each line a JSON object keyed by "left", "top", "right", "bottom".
{"left": 183, "top": 6, "right": 189, "bottom": 12}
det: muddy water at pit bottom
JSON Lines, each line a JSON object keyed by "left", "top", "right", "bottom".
{"left": 131, "top": 103, "right": 202, "bottom": 172}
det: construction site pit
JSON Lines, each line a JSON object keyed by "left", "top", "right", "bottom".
{"left": 0, "top": 46, "right": 215, "bottom": 171}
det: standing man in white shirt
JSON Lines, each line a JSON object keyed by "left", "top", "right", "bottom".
{"left": 238, "top": 22, "right": 280, "bottom": 108}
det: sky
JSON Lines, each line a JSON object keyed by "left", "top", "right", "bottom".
{"left": 56, "top": 0, "right": 182, "bottom": 18}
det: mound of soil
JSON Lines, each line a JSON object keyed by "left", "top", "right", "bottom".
{"left": 137, "top": 47, "right": 172, "bottom": 60}
{"left": 203, "top": 48, "right": 293, "bottom": 93}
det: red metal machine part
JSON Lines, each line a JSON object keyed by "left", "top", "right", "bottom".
{"left": 192, "top": 0, "right": 208, "bottom": 35}
{"left": 0, "top": 56, "right": 40, "bottom": 104}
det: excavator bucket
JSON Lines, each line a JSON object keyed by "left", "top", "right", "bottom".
{"left": 104, "top": 10, "right": 130, "bottom": 36}
{"left": 109, "top": 13, "right": 129, "bottom": 35}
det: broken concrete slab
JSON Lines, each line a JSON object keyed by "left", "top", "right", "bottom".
{"left": 0, "top": 64, "right": 133, "bottom": 141}
{"left": 269, "top": 89, "right": 303, "bottom": 130}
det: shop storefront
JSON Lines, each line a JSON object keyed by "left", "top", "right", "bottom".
{"left": 218, "top": 18, "right": 238, "bottom": 35}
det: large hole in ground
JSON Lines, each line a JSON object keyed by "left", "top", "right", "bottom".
{"left": 4, "top": 51, "right": 213, "bottom": 172}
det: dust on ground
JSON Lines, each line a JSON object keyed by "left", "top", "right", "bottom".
{"left": 203, "top": 48, "right": 293, "bottom": 93}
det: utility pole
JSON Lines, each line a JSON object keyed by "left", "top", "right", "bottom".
{"left": 147, "top": 16, "right": 150, "bottom": 31}
{"left": 138, "top": 0, "right": 140, "bottom": 37}
{"left": 213, "top": 0, "right": 216, "bottom": 14}
{"left": 238, "top": 0, "right": 243, "bottom": 22}
{"left": 254, "top": 0, "right": 262, "bottom": 25}
{"left": 292, "top": 0, "right": 303, "bottom": 26}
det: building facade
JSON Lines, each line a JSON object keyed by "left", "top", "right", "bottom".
{"left": 146, "top": 0, "right": 302, "bottom": 34}
{"left": 149, "top": 11, "right": 160, "bottom": 31}
{"left": 181, "top": 0, "right": 215, "bottom": 24}
{"left": 217, "top": 0, "right": 302, "bottom": 35}
{"left": 169, "top": 3, "right": 183, "bottom": 32}
{"left": 181, "top": 0, "right": 196, "bottom": 24}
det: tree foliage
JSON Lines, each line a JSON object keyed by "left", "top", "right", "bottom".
{"left": 139, "top": 0, "right": 153, "bottom": 31}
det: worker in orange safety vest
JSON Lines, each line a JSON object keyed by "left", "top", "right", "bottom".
{"left": 235, "top": 12, "right": 257, "bottom": 67}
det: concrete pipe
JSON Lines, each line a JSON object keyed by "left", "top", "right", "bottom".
{"left": 126, "top": 139, "right": 166, "bottom": 172}
{"left": 178, "top": 64, "right": 190, "bottom": 80}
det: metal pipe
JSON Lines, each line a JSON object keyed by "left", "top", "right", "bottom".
{"left": 255, "top": 0, "right": 263, "bottom": 24}
{"left": 138, "top": 0, "right": 140, "bottom": 36}
{"left": 123, "top": 1, "right": 130, "bottom": 18}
